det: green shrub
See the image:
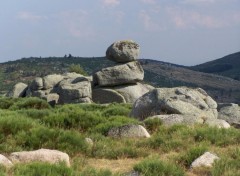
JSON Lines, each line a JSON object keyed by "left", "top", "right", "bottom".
{"left": 144, "top": 118, "right": 162, "bottom": 133}
{"left": 177, "top": 145, "right": 208, "bottom": 168}
{"left": 79, "top": 167, "right": 112, "bottom": 176}
{"left": 13, "top": 162, "right": 73, "bottom": 176}
{"left": 9, "top": 97, "right": 50, "bottom": 110}
{"left": 134, "top": 157, "right": 185, "bottom": 176}
{"left": 0, "top": 97, "right": 18, "bottom": 109}
{"left": 194, "top": 126, "right": 240, "bottom": 146}
{"left": 68, "top": 64, "right": 88, "bottom": 76}
{"left": 102, "top": 105, "right": 131, "bottom": 117}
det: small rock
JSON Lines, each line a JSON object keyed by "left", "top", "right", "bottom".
{"left": 108, "top": 124, "right": 150, "bottom": 138}
{"left": 205, "top": 119, "right": 231, "bottom": 129}
{"left": 190, "top": 152, "right": 220, "bottom": 168}
{"left": 85, "top": 138, "right": 94, "bottom": 146}
{"left": 0, "top": 154, "right": 13, "bottom": 167}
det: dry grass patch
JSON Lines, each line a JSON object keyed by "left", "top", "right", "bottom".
{"left": 87, "top": 158, "right": 142, "bottom": 174}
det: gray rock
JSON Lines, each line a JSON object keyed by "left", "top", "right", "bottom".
{"left": 130, "top": 87, "right": 218, "bottom": 121}
{"left": 218, "top": 103, "right": 240, "bottom": 124}
{"left": 92, "top": 88, "right": 126, "bottom": 104}
{"left": 147, "top": 114, "right": 204, "bottom": 126}
{"left": 106, "top": 40, "right": 140, "bottom": 63}
{"left": 26, "top": 89, "right": 52, "bottom": 99}
{"left": 43, "top": 74, "right": 64, "bottom": 90}
{"left": 55, "top": 76, "right": 92, "bottom": 104}
{"left": 94, "top": 61, "right": 144, "bottom": 87}
{"left": 45, "top": 93, "right": 59, "bottom": 106}
{"left": 108, "top": 124, "right": 150, "bottom": 138}
{"left": 0, "top": 154, "right": 13, "bottom": 167}
{"left": 6, "top": 82, "right": 28, "bottom": 98}
{"left": 29, "top": 77, "right": 43, "bottom": 91}
{"left": 85, "top": 138, "right": 94, "bottom": 146}
{"left": 10, "top": 149, "right": 70, "bottom": 167}
{"left": 204, "top": 119, "right": 231, "bottom": 129}
{"left": 190, "top": 152, "right": 220, "bottom": 168}
{"left": 114, "top": 83, "right": 154, "bottom": 103}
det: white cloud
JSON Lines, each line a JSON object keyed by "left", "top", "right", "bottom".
{"left": 102, "top": 0, "right": 120, "bottom": 7}
{"left": 17, "top": 12, "right": 48, "bottom": 21}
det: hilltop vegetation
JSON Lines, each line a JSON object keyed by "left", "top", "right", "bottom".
{"left": 191, "top": 52, "right": 240, "bottom": 81}
{"left": 0, "top": 97, "right": 239, "bottom": 175}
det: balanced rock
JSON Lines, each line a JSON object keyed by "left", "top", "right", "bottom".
{"left": 10, "top": 149, "right": 70, "bottom": 167}
{"left": 218, "top": 103, "right": 240, "bottom": 124}
{"left": 108, "top": 124, "right": 150, "bottom": 138}
{"left": 94, "top": 61, "right": 144, "bottom": 87}
{"left": 190, "top": 152, "right": 219, "bottom": 169}
{"left": 130, "top": 87, "right": 218, "bottom": 121}
{"left": 6, "top": 82, "right": 28, "bottom": 98}
{"left": 0, "top": 154, "right": 13, "bottom": 167}
{"left": 106, "top": 40, "right": 140, "bottom": 63}
{"left": 55, "top": 76, "right": 92, "bottom": 104}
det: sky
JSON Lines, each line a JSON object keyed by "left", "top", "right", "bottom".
{"left": 0, "top": 0, "right": 240, "bottom": 66}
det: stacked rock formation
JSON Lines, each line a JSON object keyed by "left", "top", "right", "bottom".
{"left": 93, "top": 40, "right": 153, "bottom": 104}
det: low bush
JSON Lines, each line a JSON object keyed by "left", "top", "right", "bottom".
{"left": 134, "top": 157, "right": 185, "bottom": 176}
{"left": 9, "top": 97, "right": 51, "bottom": 110}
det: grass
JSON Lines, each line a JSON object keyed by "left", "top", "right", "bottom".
{"left": 0, "top": 97, "right": 239, "bottom": 175}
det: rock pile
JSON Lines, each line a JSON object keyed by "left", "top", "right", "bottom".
{"left": 7, "top": 72, "right": 92, "bottom": 105}
{"left": 93, "top": 40, "right": 153, "bottom": 104}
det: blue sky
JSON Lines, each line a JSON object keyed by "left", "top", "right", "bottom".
{"left": 0, "top": 0, "right": 239, "bottom": 65}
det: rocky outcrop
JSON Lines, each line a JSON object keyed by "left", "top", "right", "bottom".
{"left": 10, "top": 149, "right": 70, "bottom": 167}
{"left": 42, "top": 74, "right": 64, "bottom": 90}
{"left": 92, "top": 40, "right": 153, "bottom": 104}
{"left": 107, "top": 124, "right": 150, "bottom": 138}
{"left": 6, "top": 82, "right": 28, "bottom": 98}
{"left": 190, "top": 152, "right": 220, "bottom": 169}
{"left": 218, "top": 103, "right": 240, "bottom": 124}
{"left": 106, "top": 40, "right": 140, "bottom": 63}
{"left": 55, "top": 76, "right": 92, "bottom": 104}
{"left": 0, "top": 154, "right": 13, "bottom": 167}
{"left": 130, "top": 87, "right": 218, "bottom": 121}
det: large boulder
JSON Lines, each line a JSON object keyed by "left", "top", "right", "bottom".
{"left": 114, "top": 83, "right": 154, "bottom": 103}
{"left": 190, "top": 152, "right": 220, "bottom": 169}
{"left": 92, "top": 88, "right": 126, "bottom": 104}
{"left": 94, "top": 61, "right": 144, "bottom": 87}
{"left": 218, "top": 103, "right": 240, "bottom": 124}
{"left": 147, "top": 114, "right": 204, "bottom": 126}
{"left": 55, "top": 76, "right": 92, "bottom": 104}
{"left": 10, "top": 149, "right": 70, "bottom": 167}
{"left": 42, "top": 74, "right": 64, "bottom": 90}
{"left": 130, "top": 87, "right": 218, "bottom": 121}
{"left": 108, "top": 124, "right": 150, "bottom": 138}
{"left": 204, "top": 119, "right": 230, "bottom": 129}
{"left": 6, "top": 82, "right": 28, "bottom": 98}
{"left": 106, "top": 40, "right": 140, "bottom": 63}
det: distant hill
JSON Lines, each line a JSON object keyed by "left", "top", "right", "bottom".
{"left": 190, "top": 52, "right": 240, "bottom": 81}
{"left": 0, "top": 55, "right": 240, "bottom": 103}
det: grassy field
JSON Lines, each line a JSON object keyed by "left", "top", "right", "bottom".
{"left": 0, "top": 97, "right": 239, "bottom": 176}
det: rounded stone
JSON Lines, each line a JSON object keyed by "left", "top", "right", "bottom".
{"left": 106, "top": 40, "right": 140, "bottom": 63}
